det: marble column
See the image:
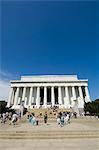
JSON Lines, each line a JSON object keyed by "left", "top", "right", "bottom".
{"left": 18, "top": 97, "right": 21, "bottom": 105}
{"left": 32, "top": 97, "right": 34, "bottom": 104}
{"left": 79, "top": 86, "right": 83, "bottom": 99}
{"left": 58, "top": 86, "right": 62, "bottom": 107}
{"left": 7, "top": 87, "right": 13, "bottom": 107}
{"left": 44, "top": 86, "right": 47, "bottom": 108}
{"left": 71, "top": 86, "right": 76, "bottom": 107}
{"left": 78, "top": 86, "right": 84, "bottom": 108}
{"left": 22, "top": 87, "right": 26, "bottom": 101}
{"left": 72, "top": 86, "right": 76, "bottom": 99}
{"left": 14, "top": 87, "right": 19, "bottom": 106}
{"left": 29, "top": 87, "right": 33, "bottom": 106}
{"left": 36, "top": 87, "right": 40, "bottom": 108}
{"left": 51, "top": 86, "right": 55, "bottom": 107}
{"left": 24, "top": 97, "right": 27, "bottom": 107}
{"left": 85, "top": 86, "right": 91, "bottom": 102}
{"left": 64, "top": 86, "right": 70, "bottom": 108}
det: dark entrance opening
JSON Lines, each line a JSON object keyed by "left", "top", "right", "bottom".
{"left": 47, "top": 87, "right": 51, "bottom": 105}
{"left": 40, "top": 87, "right": 44, "bottom": 105}
{"left": 55, "top": 87, "right": 58, "bottom": 104}
{"left": 75, "top": 86, "right": 79, "bottom": 98}
{"left": 82, "top": 86, "right": 86, "bottom": 99}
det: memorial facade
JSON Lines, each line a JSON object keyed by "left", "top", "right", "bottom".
{"left": 7, "top": 75, "right": 91, "bottom": 109}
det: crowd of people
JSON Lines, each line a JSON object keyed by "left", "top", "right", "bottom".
{"left": 56, "top": 112, "right": 72, "bottom": 127}
{"left": 0, "top": 108, "right": 78, "bottom": 127}
{"left": 27, "top": 110, "right": 75, "bottom": 127}
{"left": 0, "top": 111, "right": 21, "bottom": 126}
{"left": 27, "top": 111, "right": 48, "bottom": 125}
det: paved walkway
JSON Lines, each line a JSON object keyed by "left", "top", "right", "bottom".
{"left": 0, "top": 117, "right": 99, "bottom": 150}
{"left": 0, "top": 138, "right": 99, "bottom": 150}
{"left": 0, "top": 117, "right": 98, "bottom": 132}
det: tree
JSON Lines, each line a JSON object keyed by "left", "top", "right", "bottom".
{"left": 0, "top": 101, "right": 7, "bottom": 113}
{"left": 84, "top": 99, "right": 99, "bottom": 116}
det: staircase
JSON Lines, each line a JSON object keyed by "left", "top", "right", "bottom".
{"left": 0, "top": 130, "right": 99, "bottom": 139}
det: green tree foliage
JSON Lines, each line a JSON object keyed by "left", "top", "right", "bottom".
{"left": 0, "top": 101, "right": 7, "bottom": 113}
{"left": 84, "top": 99, "right": 99, "bottom": 115}
{"left": 0, "top": 101, "right": 27, "bottom": 115}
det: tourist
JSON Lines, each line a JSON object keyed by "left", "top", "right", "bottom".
{"left": 1, "top": 113, "right": 6, "bottom": 124}
{"left": 12, "top": 112, "right": 18, "bottom": 126}
{"left": 36, "top": 116, "right": 39, "bottom": 125}
{"left": 6, "top": 112, "right": 9, "bottom": 119}
{"left": 64, "top": 113, "right": 69, "bottom": 125}
{"left": 8, "top": 112, "right": 12, "bottom": 125}
{"left": 74, "top": 112, "right": 77, "bottom": 118}
{"left": 68, "top": 112, "right": 71, "bottom": 124}
{"left": 28, "top": 114, "right": 32, "bottom": 123}
{"left": 60, "top": 114, "right": 64, "bottom": 127}
{"left": 59, "top": 111, "right": 62, "bottom": 117}
{"left": 44, "top": 112, "right": 48, "bottom": 124}
{"left": 56, "top": 113, "right": 61, "bottom": 125}
{"left": 0, "top": 113, "right": 1, "bottom": 119}
{"left": 27, "top": 111, "right": 30, "bottom": 120}
{"left": 31, "top": 113, "right": 36, "bottom": 125}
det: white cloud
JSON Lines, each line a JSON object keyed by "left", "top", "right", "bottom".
{"left": 0, "top": 70, "right": 14, "bottom": 80}
{"left": 0, "top": 70, "right": 14, "bottom": 101}
{"left": 0, "top": 79, "right": 10, "bottom": 101}
{"left": 0, "top": 70, "right": 18, "bottom": 101}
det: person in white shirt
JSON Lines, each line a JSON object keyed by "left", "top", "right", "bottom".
{"left": 2, "top": 113, "right": 6, "bottom": 123}
{"left": 12, "top": 113, "right": 18, "bottom": 126}
{"left": 64, "top": 114, "right": 69, "bottom": 125}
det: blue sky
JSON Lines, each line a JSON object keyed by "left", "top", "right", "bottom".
{"left": 1, "top": 1, "right": 99, "bottom": 100}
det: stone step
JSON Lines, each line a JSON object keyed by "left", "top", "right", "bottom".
{"left": 0, "top": 131, "right": 99, "bottom": 139}
{"left": 21, "top": 118, "right": 99, "bottom": 123}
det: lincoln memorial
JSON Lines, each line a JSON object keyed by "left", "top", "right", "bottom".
{"left": 7, "top": 75, "right": 91, "bottom": 110}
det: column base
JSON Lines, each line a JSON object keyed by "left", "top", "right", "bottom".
{"left": 42, "top": 105, "right": 47, "bottom": 108}
{"left": 77, "top": 97, "right": 84, "bottom": 108}
{"left": 11, "top": 105, "right": 21, "bottom": 109}
{"left": 71, "top": 97, "right": 76, "bottom": 107}
{"left": 36, "top": 98, "right": 40, "bottom": 109}
{"left": 64, "top": 105, "right": 71, "bottom": 109}
{"left": 6, "top": 104, "right": 10, "bottom": 108}
{"left": 64, "top": 97, "right": 70, "bottom": 108}
{"left": 59, "top": 104, "right": 64, "bottom": 108}
{"left": 35, "top": 105, "right": 40, "bottom": 109}
{"left": 85, "top": 96, "right": 91, "bottom": 103}
{"left": 78, "top": 108, "right": 84, "bottom": 115}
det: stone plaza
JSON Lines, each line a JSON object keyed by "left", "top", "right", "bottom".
{"left": 0, "top": 117, "right": 99, "bottom": 150}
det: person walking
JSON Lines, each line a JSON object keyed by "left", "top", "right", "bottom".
{"left": 56, "top": 113, "right": 61, "bottom": 125}
{"left": 44, "top": 112, "right": 48, "bottom": 124}
{"left": 60, "top": 114, "right": 64, "bottom": 127}
{"left": 36, "top": 116, "right": 39, "bottom": 125}
{"left": 2, "top": 113, "right": 6, "bottom": 124}
{"left": 12, "top": 112, "right": 18, "bottom": 127}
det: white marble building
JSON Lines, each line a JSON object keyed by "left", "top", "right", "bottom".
{"left": 7, "top": 75, "right": 91, "bottom": 109}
